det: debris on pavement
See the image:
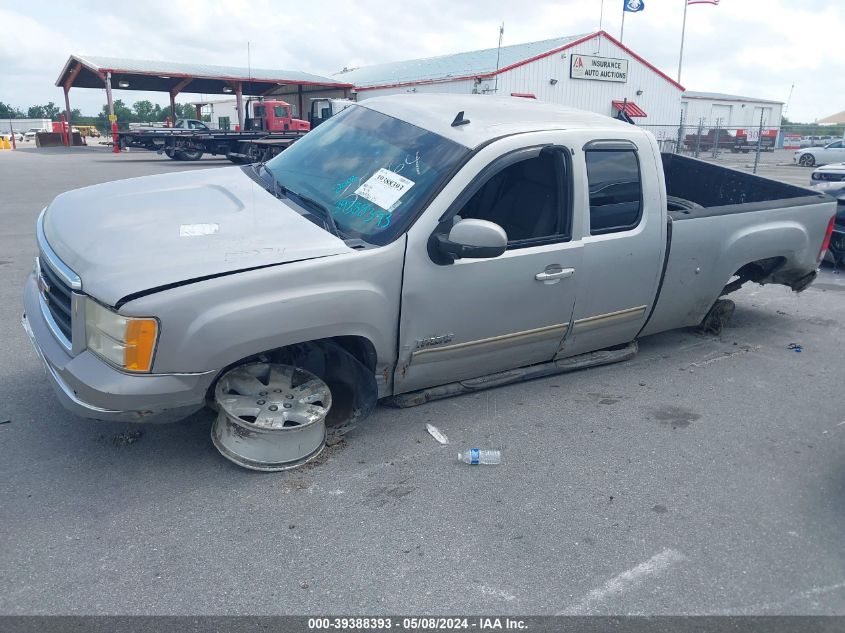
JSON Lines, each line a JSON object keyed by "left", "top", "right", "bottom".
{"left": 0, "top": 419, "right": 11, "bottom": 425}
{"left": 112, "top": 430, "right": 144, "bottom": 446}
{"left": 425, "top": 423, "right": 449, "bottom": 445}
{"left": 458, "top": 449, "right": 501, "bottom": 465}
{"left": 787, "top": 343, "right": 803, "bottom": 353}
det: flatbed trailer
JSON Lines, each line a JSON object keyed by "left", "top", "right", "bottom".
{"left": 117, "top": 98, "right": 354, "bottom": 163}
{"left": 118, "top": 129, "right": 306, "bottom": 163}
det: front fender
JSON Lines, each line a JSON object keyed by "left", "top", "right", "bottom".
{"left": 122, "top": 238, "right": 406, "bottom": 389}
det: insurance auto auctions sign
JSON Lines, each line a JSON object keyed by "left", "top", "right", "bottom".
{"left": 570, "top": 54, "right": 628, "bottom": 83}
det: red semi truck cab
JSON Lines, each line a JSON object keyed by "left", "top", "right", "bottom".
{"left": 246, "top": 99, "right": 310, "bottom": 133}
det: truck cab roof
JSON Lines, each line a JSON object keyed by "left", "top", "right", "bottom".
{"left": 359, "top": 93, "right": 638, "bottom": 149}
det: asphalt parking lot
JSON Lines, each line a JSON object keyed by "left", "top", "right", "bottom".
{"left": 695, "top": 148, "right": 813, "bottom": 187}
{"left": 1, "top": 146, "right": 844, "bottom": 616}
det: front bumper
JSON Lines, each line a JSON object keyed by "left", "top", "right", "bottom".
{"left": 22, "top": 274, "right": 216, "bottom": 424}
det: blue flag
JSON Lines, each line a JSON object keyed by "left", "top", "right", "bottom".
{"left": 624, "top": 0, "right": 645, "bottom": 12}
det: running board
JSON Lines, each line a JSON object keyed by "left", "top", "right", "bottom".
{"left": 388, "top": 341, "right": 638, "bottom": 408}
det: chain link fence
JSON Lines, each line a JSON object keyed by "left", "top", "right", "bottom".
{"left": 634, "top": 116, "right": 845, "bottom": 174}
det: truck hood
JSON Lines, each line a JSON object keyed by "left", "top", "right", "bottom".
{"left": 43, "top": 166, "right": 351, "bottom": 306}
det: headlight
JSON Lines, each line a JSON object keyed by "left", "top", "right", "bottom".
{"left": 85, "top": 298, "right": 159, "bottom": 372}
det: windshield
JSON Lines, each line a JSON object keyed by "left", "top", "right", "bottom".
{"left": 263, "top": 105, "right": 469, "bottom": 245}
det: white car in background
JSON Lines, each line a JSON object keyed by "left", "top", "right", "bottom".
{"left": 23, "top": 128, "right": 45, "bottom": 141}
{"left": 809, "top": 163, "right": 845, "bottom": 265}
{"left": 1, "top": 131, "right": 23, "bottom": 142}
{"left": 794, "top": 140, "right": 845, "bottom": 167}
{"left": 810, "top": 162, "right": 845, "bottom": 184}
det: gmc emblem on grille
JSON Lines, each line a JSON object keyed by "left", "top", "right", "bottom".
{"left": 37, "top": 272, "right": 51, "bottom": 296}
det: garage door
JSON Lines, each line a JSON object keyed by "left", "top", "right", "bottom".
{"left": 710, "top": 104, "right": 732, "bottom": 127}
{"left": 752, "top": 106, "right": 773, "bottom": 127}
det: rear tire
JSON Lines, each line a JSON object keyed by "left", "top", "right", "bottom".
{"left": 177, "top": 149, "right": 204, "bottom": 161}
{"left": 698, "top": 299, "right": 736, "bottom": 336}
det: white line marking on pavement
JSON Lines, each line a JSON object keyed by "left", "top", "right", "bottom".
{"left": 480, "top": 586, "right": 517, "bottom": 602}
{"left": 558, "top": 548, "right": 686, "bottom": 615}
{"left": 688, "top": 345, "right": 760, "bottom": 368}
{"left": 715, "top": 580, "right": 845, "bottom": 614}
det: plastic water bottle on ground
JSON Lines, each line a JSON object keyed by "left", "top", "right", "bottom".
{"left": 458, "top": 449, "right": 501, "bottom": 465}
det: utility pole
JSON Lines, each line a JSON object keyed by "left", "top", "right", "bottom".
{"left": 494, "top": 23, "right": 504, "bottom": 94}
{"left": 678, "top": 0, "right": 689, "bottom": 83}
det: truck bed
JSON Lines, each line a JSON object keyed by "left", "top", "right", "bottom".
{"left": 640, "top": 154, "right": 836, "bottom": 337}
{"left": 662, "top": 153, "right": 825, "bottom": 220}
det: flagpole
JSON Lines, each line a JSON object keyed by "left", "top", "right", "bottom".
{"left": 596, "top": 0, "right": 605, "bottom": 53}
{"left": 620, "top": 4, "right": 627, "bottom": 42}
{"left": 678, "top": 0, "right": 688, "bottom": 83}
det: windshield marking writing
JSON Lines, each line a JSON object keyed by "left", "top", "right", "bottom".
{"left": 381, "top": 152, "right": 423, "bottom": 176}
{"left": 334, "top": 175, "right": 359, "bottom": 195}
{"left": 334, "top": 198, "right": 391, "bottom": 228}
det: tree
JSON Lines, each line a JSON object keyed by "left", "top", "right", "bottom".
{"left": 161, "top": 102, "right": 193, "bottom": 120}
{"left": 0, "top": 102, "right": 24, "bottom": 118}
{"left": 98, "top": 99, "right": 133, "bottom": 123}
{"left": 132, "top": 100, "right": 157, "bottom": 122}
{"left": 90, "top": 99, "right": 196, "bottom": 129}
{"left": 95, "top": 99, "right": 136, "bottom": 131}
{"left": 27, "top": 102, "right": 61, "bottom": 119}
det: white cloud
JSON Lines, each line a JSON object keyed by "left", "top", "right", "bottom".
{"left": 0, "top": 0, "right": 841, "bottom": 122}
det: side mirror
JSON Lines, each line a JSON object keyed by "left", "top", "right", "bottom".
{"left": 434, "top": 219, "right": 508, "bottom": 260}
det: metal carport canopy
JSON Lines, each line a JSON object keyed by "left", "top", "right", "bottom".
{"left": 55, "top": 54, "right": 353, "bottom": 129}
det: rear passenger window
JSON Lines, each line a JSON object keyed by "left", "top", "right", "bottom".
{"left": 585, "top": 150, "right": 642, "bottom": 234}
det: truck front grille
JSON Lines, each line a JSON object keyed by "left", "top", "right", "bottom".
{"left": 39, "top": 257, "right": 73, "bottom": 343}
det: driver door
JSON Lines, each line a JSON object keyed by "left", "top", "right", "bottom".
{"left": 394, "top": 143, "right": 582, "bottom": 394}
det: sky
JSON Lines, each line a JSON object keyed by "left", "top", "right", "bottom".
{"left": 0, "top": 0, "right": 841, "bottom": 122}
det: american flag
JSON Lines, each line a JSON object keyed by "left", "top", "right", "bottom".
{"left": 688, "top": 0, "right": 719, "bottom": 4}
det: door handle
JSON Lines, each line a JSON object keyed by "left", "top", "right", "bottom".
{"left": 535, "top": 268, "right": 575, "bottom": 281}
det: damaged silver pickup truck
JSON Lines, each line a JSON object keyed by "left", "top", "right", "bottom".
{"left": 23, "top": 94, "right": 837, "bottom": 470}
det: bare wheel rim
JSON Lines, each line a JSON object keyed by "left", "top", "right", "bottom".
{"left": 215, "top": 363, "right": 331, "bottom": 430}
{"left": 212, "top": 362, "right": 332, "bottom": 471}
